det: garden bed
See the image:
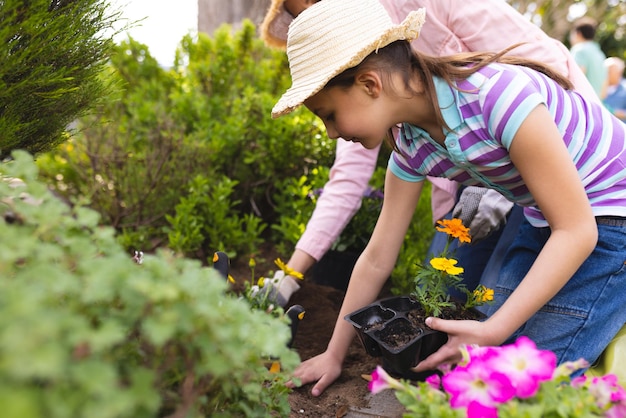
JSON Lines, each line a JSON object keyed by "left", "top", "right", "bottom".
{"left": 231, "top": 251, "right": 389, "bottom": 417}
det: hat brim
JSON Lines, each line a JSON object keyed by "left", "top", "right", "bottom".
{"left": 260, "top": 0, "right": 291, "bottom": 49}
{"left": 271, "top": 8, "right": 425, "bottom": 119}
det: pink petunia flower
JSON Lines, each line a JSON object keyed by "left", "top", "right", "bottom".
{"left": 589, "top": 374, "right": 626, "bottom": 409}
{"left": 368, "top": 365, "right": 403, "bottom": 395}
{"left": 484, "top": 336, "right": 556, "bottom": 398}
{"left": 571, "top": 375, "right": 588, "bottom": 388}
{"left": 425, "top": 373, "right": 442, "bottom": 390}
{"left": 366, "top": 336, "right": 626, "bottom": 418}
{"left": 554, "top": 358, "right": 590, "bottom": 380}
{"left": 467, "top": 400, "right": 499, "bottom": 418}
{"left": 603, "top": 375, "right": 626, "bottom": 403}
{"left": 606, "top": 402, "right": 626, "bottom": 418}
{"left": 465, "top": 344, "right": 498, "bottom": 364}
{"left": 443, "top": 360, "right": 516, "bottom": 412}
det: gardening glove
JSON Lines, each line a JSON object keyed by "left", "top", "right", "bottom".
{"left": 452, "top": 187, "right": 514, "bottom": 243}
{"left": 249, "top": 270, "right": 301, "bottom": 308}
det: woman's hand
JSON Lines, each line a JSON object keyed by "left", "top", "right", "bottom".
{"left": 411, "top": 317, "right": 501, "bottom": 372}
{"left": 288, "top": 351, "right": 343, "bottom": 396}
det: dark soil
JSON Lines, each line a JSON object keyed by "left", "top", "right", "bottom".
{"left": 407, "top": 302, "right": 483, "bottom": 326}
{"left": 228, "top": 248, "right": 388, "bottom": 418}
{"left": 287, "top": 280, "right": 382, "bottom": 417}
{"left": 376, "top": 320, "right": 420, "bottom": 348}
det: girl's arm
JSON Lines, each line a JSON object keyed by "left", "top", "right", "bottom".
{"left": 326, "top": 171, "right": 423, "bottom": 357}
{"left": 488, "top": 104, "right": 597, "bottom": 338}
{"left": 291, "top": 171, "right": 423, "bottom": 396}
{"left": 415, "top": 104, "right": 598, "bottom": 370}
{"left": 272, "top": 141, "right": 380, "bottom": 305}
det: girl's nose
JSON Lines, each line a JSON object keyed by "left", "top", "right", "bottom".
{"left": 325, "top": 125, "right": 339, "bottom": 140}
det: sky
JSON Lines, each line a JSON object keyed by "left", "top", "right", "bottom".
{"left": 111, "top": 0, "right": 198, "bottom": 67}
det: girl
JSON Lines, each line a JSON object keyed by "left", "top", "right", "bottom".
{"left": 272, "top": 0, "right": 626, "bottom": 397}
{"left": 258, "top": 0, "right": 598, "bottom": 307}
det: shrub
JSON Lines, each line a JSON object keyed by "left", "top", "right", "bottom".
{"left": 270, "top": 165, "right": 332, "bottom": 255}
{"left": 37, "top": 21, "right": 334, "bottom": 260}
{"left": 0, "top": 151, "right": 299, "bottom": 417}
{"left": 0, "top": 0, "right": 121, "bottom": 159}
{"left": 166, "top": 174, "right": 266, "bottom": 260}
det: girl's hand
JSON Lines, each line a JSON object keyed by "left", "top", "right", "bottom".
{"left": 288, "top": 351, "right": 343, "bottom": 397}
{"left": 411, "top": 317, "right": 500, "bottom": 372}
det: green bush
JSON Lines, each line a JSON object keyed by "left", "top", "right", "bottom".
{"left": 270, "top": 166, "right": 331, "bottom": 255}
{"left": 37, "top": 21, "right": 334, "bottom": 261}
{"left": 0, "top": 151, "right": 299, "bottom": 418}
{"left": 0, "top": 0, "right": 121, "bottom": 159}
{"left": 166, "top": 174, "right": 266, "bottom": 260}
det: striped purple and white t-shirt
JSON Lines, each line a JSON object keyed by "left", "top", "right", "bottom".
{"left": 389, "top": 63, "right": 626, "bottom": 227}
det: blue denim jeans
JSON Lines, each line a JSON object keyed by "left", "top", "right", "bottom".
{"left": 486, "top": 217, "right": 626, "bottom": 373}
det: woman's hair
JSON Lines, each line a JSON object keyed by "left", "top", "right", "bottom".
{"left": 326, "top": 41, "right": 573, "bottom": 151}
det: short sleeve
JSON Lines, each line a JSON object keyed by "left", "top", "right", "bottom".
{"left": 388, "top": 152, "right": 426, "bottom": 183}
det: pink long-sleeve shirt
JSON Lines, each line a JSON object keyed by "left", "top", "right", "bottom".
{"left": 296, "top": 0, "right": 598, "bottom": 261}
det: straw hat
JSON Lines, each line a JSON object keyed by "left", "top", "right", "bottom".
{"left": 259, "top": 0, "right": 293, "bottom": 49}
{"left": 271, "top": 0, "right": 426, "bottom": 118}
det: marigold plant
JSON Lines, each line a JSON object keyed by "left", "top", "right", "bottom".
{"left": 412, "top": 218, "right": 493, "bottom": 317}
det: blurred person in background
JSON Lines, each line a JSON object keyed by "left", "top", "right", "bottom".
{"left": 604, "top": 57, "right": 626, "bottom": 121}
{"left": 569, "top": 17, "right": 608, "bottom": 99}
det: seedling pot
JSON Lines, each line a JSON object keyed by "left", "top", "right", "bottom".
{"left": 345, "top": 295, "right": 485, "bottom": 379}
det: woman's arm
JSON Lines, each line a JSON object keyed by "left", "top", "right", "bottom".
{"left": 290, "top": 140, "right": 380, "bottom": 269}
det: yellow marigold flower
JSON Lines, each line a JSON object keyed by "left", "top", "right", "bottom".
{"left": 248, "top": 258, "right": 256, "bottom": 268}
{"left": 257, "top": 277, "right": 265, "bottom": 287}
{"left": 473, "top": 285, "right": 494, "bottom": 303}
{"left": 227, "top": 275, "right": 235, "bottom": 284}
{"left": 430, "top": 257, "right": 464, "bottom": 276}
{"left": 435, "top": 218, "right": 471, "bottom": 244}
{"left": 274, "top": 258, "right": 304, "bottom": 280}
{"left": 269, "top": 361, "right": 281, "bottom": 374}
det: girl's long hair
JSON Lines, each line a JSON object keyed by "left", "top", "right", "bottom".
{"left": 326, "top": 41, "right": 573, "bottom": 150}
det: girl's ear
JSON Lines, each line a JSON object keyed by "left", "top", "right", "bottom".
{"left": 356, "top": 71, "right": 383, "bottom": 97}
